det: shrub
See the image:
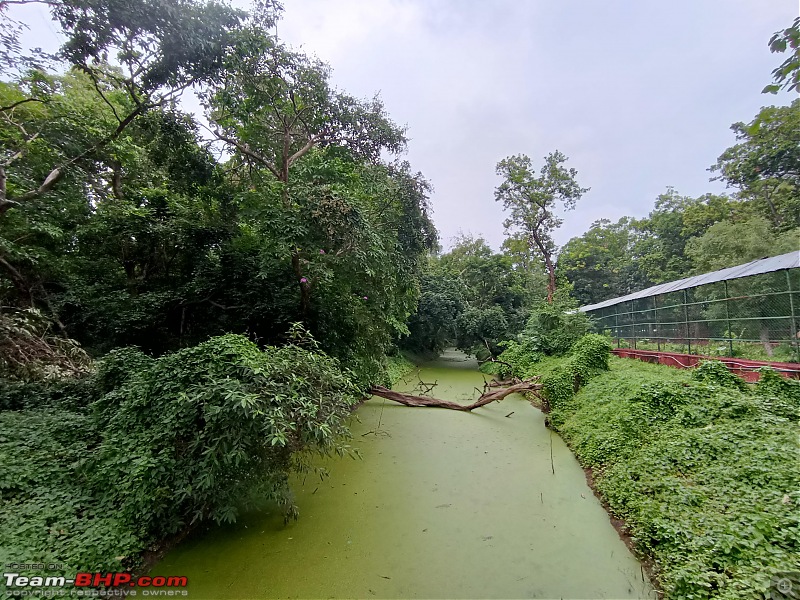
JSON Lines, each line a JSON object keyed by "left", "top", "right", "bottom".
{"left": 384, "top": 352, "right": 415, "bottom": 387}
{"left": 540, "top": 333, "right": 613, "bottom": 422}
{"left": 0, "top": 309, "right": 92, "bottom": 381}
{"left": 691, "top": 360, "right": 747, "bottom": 391}
{"left": 483, "top": 339, "right": 543, "bottom": 379}
{"left": 0, "top": 377, "right": 98, "bottom": 411}
{"left": 89, "top": 334, "right": 359, "bottom": 536}
{"left": 521, "top": 291, "right": 591, "bottom": 356}
{"left": 570, "top": 333, "right": 613, "bottom": 371}
{"left": 94, "top": 347, "right": 155, "bottom": 394}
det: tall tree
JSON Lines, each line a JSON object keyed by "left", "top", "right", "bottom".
{"left": 494, "top": 151, "right": 588, "bottom": 303}
{"left": 205, "top": 31, "right": 406, "bottom": 318}
{"left": 711, "top": 100, "right": 800, "bottom": 230}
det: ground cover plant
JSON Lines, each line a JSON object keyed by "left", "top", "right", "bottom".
{"left": 493, "top": 334, "right": 800, "bottom": 599}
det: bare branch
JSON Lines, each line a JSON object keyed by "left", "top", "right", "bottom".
{"left": 0, "top": 97, "right": 46, "bottom": 113}
{"left": 5, "top": 103, "right": 145, "bottom": 207}
{"left": 212, "top": 129, "right": 281, "bottom": 180}
{"left": 286, "top": 135, "right": 318, "bottom": 168}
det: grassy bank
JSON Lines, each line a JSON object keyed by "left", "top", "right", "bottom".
{"left": 493, "top": 335, "right": 800, "bottom": 599}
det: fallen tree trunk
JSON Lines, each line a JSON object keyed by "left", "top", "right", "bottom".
{"left": 370, "top": 378, "right": 543, "bottom": 412}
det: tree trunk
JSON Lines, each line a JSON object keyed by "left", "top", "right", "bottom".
{"left": 544, "top": 253, "right": 556, "bottom": 303}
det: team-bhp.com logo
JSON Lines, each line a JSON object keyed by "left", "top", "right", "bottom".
{"left": 3, "top": 571, "right": 188, "bottom": 597}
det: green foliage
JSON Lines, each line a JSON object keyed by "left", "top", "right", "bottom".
{"left": 546, "top": 356, "right": 800, "bottom": 599}
{"left": 0, "top": 333, "right": 361, "bottom": 581}
{"left": 404, "top": 234, "right": 536, "bottom": 358}
{"left": 631, "top": 189, "right": 739, "bottom": 285}
{"left": 765, "top": 17, "right": 800, "bottom": 94}
{"left": 455, "top": 305, "right": 508, "bottom": 357}
{"left": 90, "top": 334, "right": 359, "bottom": 533}
{"left": 495, "top": 151, "right": 588, "bottom": 300}
{"left": 1, "top": 3, "right": 437, "bottom": 386}
{"left": 685, "top": 217, "right": 799, "bottom": 272}
{"left": 691, "top": 360, "right": 748, "bottom": 391}
{"left": 404, "top": 269, "right": 464, "bottom": 354}
{"left": 383, "top": 353, "right": 415, "bottom": 387}
{"left": 483, "top": 338, "right": 542, "bottom": 379}
{"left": 711, "top": 100, "right": 800, "bottom": 231}
{"left": 558, "top": 217, "right": 647, "bottom": 306}
{"left": 571, "top": 333, "right": 613, "bottom": 370}
{"left": 0, "top": 376, "right": 97, "bottom": 411}
{"left": 528, "top": 333, "right": 613, "bottom": 420}
{"left": 757, "top": 366, "right": 800, "bottom": 401}
{"left": 0, "top": 308, "right": 92, "bottom": 381}
{"left": 94, "top": 347, "right": 155, "bottom": 394}
{"left": 0, "top": 409, "right": 140, "bottom": 580}
{"left": 522, "top": 291, "right": 591, "bottom": 356}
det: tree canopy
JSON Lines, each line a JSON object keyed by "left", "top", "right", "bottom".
{"left": 495, "top": 151, "right": 588, "bottom": 303}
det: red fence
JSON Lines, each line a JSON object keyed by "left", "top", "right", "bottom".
{"left": 612, "top": 348, "right": 800, "bottom": 382}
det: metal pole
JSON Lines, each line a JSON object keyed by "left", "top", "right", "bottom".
{"left": 724, "top": 280, "right": 733, "bottom": 357}
{"left": 614, "top": 304, "right": 620, "bottom": 348}
{"left": 787, "top": 270, "right": 799, "bottom": 362}
{"left": 631, "top": 300, "right": 637, "bottom": 350}
{"left": 683, "top": 289, "right": 691, "bottom": 355}
{"left": 655, "top": 295, "right": 661, "bottom": 352}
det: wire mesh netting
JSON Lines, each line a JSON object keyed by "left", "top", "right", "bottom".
{"left": 584, "top": 268, "right": 800, "bottom": 363}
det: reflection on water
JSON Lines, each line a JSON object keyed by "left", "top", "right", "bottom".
{"left": 152, "top": 351, "right": 655, "bottom": 599}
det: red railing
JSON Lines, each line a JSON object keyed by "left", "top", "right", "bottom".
{"left": 612, "top": 348, "right": 800, "bottom": 382}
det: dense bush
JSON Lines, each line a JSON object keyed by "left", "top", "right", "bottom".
{"left": 520, "top": 291, "right": 591, "bottom": 356}
{"left": 538, "top": 333, "right": 613, "bottom": 419}
{"left": 0, "top": 333, "right": 361, "bottom": 582}
{"left": 0, "top": 377, "right": 98, "bottom": 411}
{"left": 91, "top": 334, "right": 359, "bottom": 532}
{"left": 0, "top": 409, "right": 140, "bottom": 576}
{"left": 482, "top": 338, "right": 543, "bottom": 379}
{"left": 0, "top": 309, "right": 92, "bottom": 381}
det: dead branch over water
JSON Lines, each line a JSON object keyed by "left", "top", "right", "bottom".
{"left": 369, "top": 377, "right": 542, "bottom": 412}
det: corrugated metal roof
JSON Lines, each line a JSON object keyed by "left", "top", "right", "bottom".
{"left": 579, "top": 250, "right": 800, "bottom": 313}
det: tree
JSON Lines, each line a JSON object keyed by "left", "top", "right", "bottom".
{"left": 558, "top": 217, "right": 644, "bottom": 306}
{"left": 0, "top": 0, "right": 247, "bottom": 218}
{"left": 685, "top": 217, "right": 800, "bottom": 357}
{"left": 494, "top": 151, "right": 588, "bottom": 303}
{"left": 711, "top": 100, "right": 800, "bottom": 230}
{"left": 403, "top": 266, "right": 464, "bottom": 355}
{"left": 631, "top": 189, "right": 738, "bottom": 284}
{"left": 205, "top": 30, "right": 407, "bottom": 318}
{"left": 684, "top": 217, "right": 799, "bottom": 274}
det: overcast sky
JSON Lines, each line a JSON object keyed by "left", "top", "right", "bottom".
{"left": 9, "top": 0, "right": 799, "bottom": 250}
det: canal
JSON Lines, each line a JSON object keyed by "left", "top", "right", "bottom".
{"left": 152, "top": 350, "right": 655, "bottom": 599}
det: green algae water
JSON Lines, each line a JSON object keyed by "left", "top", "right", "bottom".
{"left": 152, "top": 351, "right": 655, "bottom": 599}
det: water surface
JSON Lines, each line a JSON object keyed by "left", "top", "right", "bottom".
{"left": 153, "top": 351, "right": 654, "bottom": 599}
